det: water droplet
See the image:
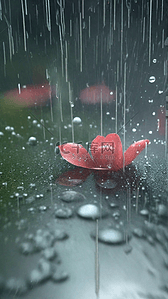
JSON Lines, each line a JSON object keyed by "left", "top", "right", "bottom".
{"left": 109, "top": 203, "right": 119, "bottom": 208}
{"left": 133, "top": 228, "right": 145, "bottom": 238}
{"left": 29, "top": 269, "right": 44, "bottom": 285}
{"left": 149, "top": 76, "right": 156, "bottom": 83}
{"left": 28, "top": 136, "right": 37, "bottom": 146}
{"left": 59, "top": 191, "right": 86, "bottom": 202}
{"left": 51, "top": 268, "right": 69, "bottom": 282}
{"left": 92, "top": 228, "right": 130, "bottom": 244}
{"left": 25, "top": 196, "right": 36, "bottom": 203}
{"left": 5, "top": 278, "right": 28, "bottom": 294}
{"left": 153, "top": 58, "right": 157, "bottom": 63}
{"left": 124, "top": 244, "right": 132, "bottom": 254}
{"left": 5, "top": 126, "right": 14, "bottom": 131}
{"left": 14, "top": 192, "right": 20, "bottom": 197}
{"left": 157, "top": 204, "right": 168, "bottom": 217}
{"left": 41, "top": 247, "right": 57, "bottom": 260}
{"left": 96, "top": 178, "right": 117, "bottom": 189}
{"left": 32, "top": 120, "right": 38, "bottom": 125}
{"left": 77, "top": 204, "right": 102, "bottom": 219}
{"left": 29, "top": 259, "right": 51, "bottom": 286}
{"left": 35, "top": 230, "right": 55, "bottom": 250}
{"left": 72, "top": 117, "right": 82, "bottom": 124}
{"left": 165, "top": 37, "right": 168, "bottom": 46}
{"left": 55, "top": 207, "right": 73, "bottom": 218}
{"left": 140, "top": 209, "right": 149, "bottom": 216}
{"left": 132, "top": 128, "right": 136, "bottom": 132}
{"left": 27, "top": 207, "right": 35, "bottom": 213}
{"left": 112, "top": 211, "right": 120, "bottom": 218}
{"left": 52, "top": 229, "right": 68, "bottom": 240}
{"left": 39, "top": 206, "right": 47, "bottom": 212}
{"left": 20, "top": 242, "right": 35, "bottom": 254}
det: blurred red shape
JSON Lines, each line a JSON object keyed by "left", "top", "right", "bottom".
{"left": 79, "top": 83, "right": 115, "bottom": 104}
{"left": 4, "top": 83, "right": 52, "bottom": 108}
{"left": 157, "top": 107, "right": 165, "bottom": 136}
{"left": 59, "top": 133, "right": 150, "bottom": 171}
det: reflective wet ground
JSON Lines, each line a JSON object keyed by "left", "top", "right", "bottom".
{"left": 0, "top": 105, "right": 168, "bottom": 299}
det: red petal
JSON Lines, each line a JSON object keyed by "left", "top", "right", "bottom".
{"left": 56, "top": 168, "right": 91, "bottom": 186}
{"left": 59, "top": 143, "right": 96, "bottom": 169}
{"left": 90, "top": 134, "right": 123, "bottom": 171}
{"left": 124, "top": 139, "right": 150, "bottom": 166}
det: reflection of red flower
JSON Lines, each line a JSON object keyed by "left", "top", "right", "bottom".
{"left": 56, "top": 164, "right": 139, "bottom": 191}
{"left": 56, "top": 168, "right": 91, "bottom": 186}
{"left": 59, "top": 133, "right": 150, "bottom": 171}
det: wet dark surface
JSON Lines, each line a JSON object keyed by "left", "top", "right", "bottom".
{"left": 0, "top": 119, "right": 168, "bottom": 299}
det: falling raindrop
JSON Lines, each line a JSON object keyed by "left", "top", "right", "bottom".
{"left": 148, "top": 0, "right": 152, "bottom": 66}
{"left": 79, "top": 12, "right": 83, "bottom": 72}
{"left": 20, "top": 0, "right": 27, "bottom": 51}
{"left": 95, "top": 219, "right": 99, "bottom": 297}
{"left": 0, "top": 0, "right": 2, "bottom": 20}
{"left": 2, "top": 42, "right": 6, "bottom": 77}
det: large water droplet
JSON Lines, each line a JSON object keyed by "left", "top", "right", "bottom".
{"left": 59, "top": 191, "right": 86, "bottom": 202}
{"left": 149, "top": 76, "right": 156, "bottom": 83}
{"left": 51, "top": 268, "right": 69, "bottom": 282}
{"left": 55, "top": 207, "right": 73, "bottom": 218}
{"left": 92, "top": 228, "right": 131, "bottom": 244}
{"left": 77, "top": 204, "right": 101, "bottom": 219}
{"left": 28, "top": 136, "right": 37, "bottom": 146}
{"left": 72, "top": 117, "right": 82, "bottom": 124}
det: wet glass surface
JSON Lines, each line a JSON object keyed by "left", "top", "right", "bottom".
{"left": 0, "top": 0, "right": 168, "bottom": 298}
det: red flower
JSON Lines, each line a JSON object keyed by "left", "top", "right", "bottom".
{"left": 59, "top": 133, "right": 150, "bottom": 171}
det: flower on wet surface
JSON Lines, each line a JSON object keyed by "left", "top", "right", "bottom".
{"left": 59, "top": 133, "right": 149, "bottom": 171}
